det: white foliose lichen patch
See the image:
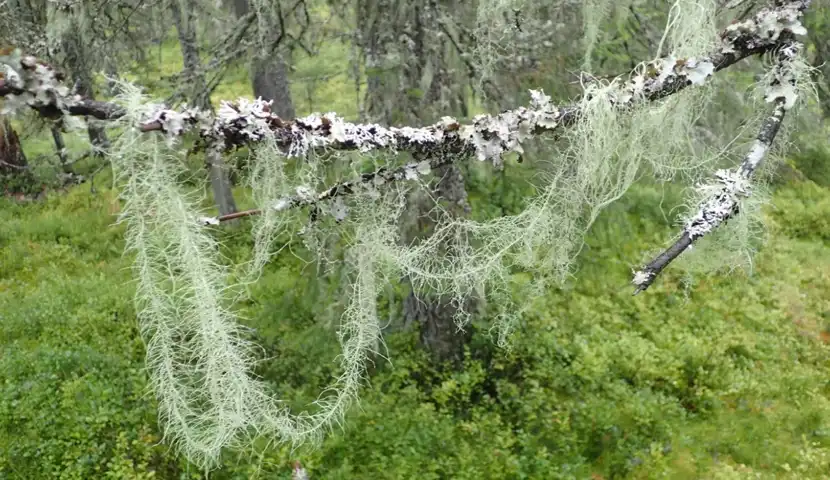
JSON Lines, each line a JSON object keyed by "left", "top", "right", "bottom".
{"left": 0, "top": 50, "right": 81, "bottom": 115}
{"left": 680, "top": 57, "right": 715, "bottom": 85}
{"left": 214, "top": 97, "right": 275, "bottom": 141}
{"left": 721, "top": 1, "right": 808, "bottom": 54}
{"left": 631, "top": 269, "right": 653, "bottom": 286}
{"left": 458, "top": 88, "right": 561, "bottom": 166}
{"left": 144, "top": 104, "right": 206, "bottom": 136}
{"left": 684, "top": 169, "right": 752, "bottom": 239}
{"left": 763, "top": 43, "right": 802, "bottom": 111}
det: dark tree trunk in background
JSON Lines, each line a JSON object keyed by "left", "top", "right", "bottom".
{"left": 75, "top": 80, "right": 110, "bottom": 157}
{"left": 807, "top": 16, "right": 830, "bottom": 118}
{"left": 170, "top": 1, "right": 214, "bottom": 112}
{"left": 356, "top": 0, "right": 394, "bottom": 123}
{"left": 0, "top": 118, "right": 26, "bottom": 166}
{"left": 229, "top": 0, "right": 296, "bottom": 118}
{"left": 0, "top": 117, "right": 37, "bottom": 194}
{"left": 358, "top": 0, "right": 474, "bottom": 365}
{"left": 171, "top": 0, "right": 238, "bottom": 218}
{"left": 252, "top": 54, "right": 295, "bottom": 118}
{"left": 403, "top": 163, "right": 476, "bottom": 366}
{"left": 50, "top": 126, "right": 69, "bottom": 171}
{"left": 57, "top": 23, "right": 112, "bottom": 158}
{"left": 206, "top": 148, "right": 239, "bottom": 219}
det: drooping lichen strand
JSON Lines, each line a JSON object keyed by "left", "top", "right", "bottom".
{"left": 107, "top": 83, "right": 403, "bottom": 469}
{"left": 109, "top": 84, "right": 267, "bottom": 467}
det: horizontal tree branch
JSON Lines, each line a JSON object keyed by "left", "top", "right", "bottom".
{"left": 200, "top": 154, "right": 452, "bottom": 225}
{"left": 0, "top": 1, "right": 812, "bottom": 291}
{"left": 0, "top": 0, "right": 810, "bottom": 162}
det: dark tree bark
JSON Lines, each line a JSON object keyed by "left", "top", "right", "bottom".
{"left": 58, "top": 30, "right": 111, "bottom": 157}
{"left": 0, "top": 117, "right": 28, "bottom": 170}
{"left": 74, "top": 79, "right": 110, "bottom": 156}
{"left": 229, "top": 0, "right": 296, "bottom": 118}
{"left": 0, "top": 117, "right": 36, "bottom": 194}
{"left": 403, "top": 163, "right": 476, "bottom": 366}
{"left": 357, "top": 0, "right": 474, "bottom": 365}
{"left": 171, "top": 0, "right": 238, "bottom": 219}
{"left": 170, "top": 1, "right": 214, "bottom": 112}
{"left": 50, "top": 125, "right": 69, "bottom": 171}
{"left": 252, "top": 54, "right": 295, "bottom": 118}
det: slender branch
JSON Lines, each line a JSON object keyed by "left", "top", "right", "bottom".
{"left": 202, "top": 154, "right": 453, "bottom": 225}
{"left": 632, "top": 42, "right": 801, "bottom": 294}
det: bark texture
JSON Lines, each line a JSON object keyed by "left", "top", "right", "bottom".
{"left": 229, "top": 0, "right": 295, "bottom": 118}
{"left": 0, "top": 116, "right": 39, "bottom": 195}
{"left": 403, "top": 163, "right": 475, "bottom": 365}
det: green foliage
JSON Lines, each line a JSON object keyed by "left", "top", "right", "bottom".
{"left": 768, "top": 181, "right": 830, "bottom": 242}
{"left": 791, "top": 145, "right": 830, "bottom": 187}
{"left": 4, "top": 2, "right": 830, "bottom": 477}
{"left": 5, "top": 169, "right": 830, "bottom": 478}
{"left": 0, "top": 189, "right": 190, "bottom": 479}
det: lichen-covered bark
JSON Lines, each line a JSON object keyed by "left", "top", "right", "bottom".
{"left": 50, "top": 125, "right": 69, "bottom": 170}
{"left": 632, "top": 42, "right": 802, "bottom": 293}
{"left": 0, "top": 1, "right": 813, "bottom": 279}
{"left": 1, "top": 1, "right": 811, "bottom": 159}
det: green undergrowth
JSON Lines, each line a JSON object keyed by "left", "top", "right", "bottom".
{"left": 4, "top": 16, "right": 830, "bottom": 478}
{"left": 2, "top": 164, "right": 830, "bottom": 478}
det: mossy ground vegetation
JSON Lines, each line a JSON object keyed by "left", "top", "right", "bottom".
{"left": 2, "top": 0, "right": 830, "bottom": 478}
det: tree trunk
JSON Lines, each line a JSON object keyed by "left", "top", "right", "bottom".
{"left": 59, "top": 30, "right": 111, "bottom": 157}
{"left": 229, "top": 0, "right": 295, "bottom": 118}
{"left": 50, "top": 126, "right": 69, "bottom": 171}
{"left": 171, "top": 0, "right": 238, "bottom": 218}
{"left": 170, "top": 1, "right": 213, "bottom": 112}
{"left": 403, "top": 163, "right": 476, "bottom": 366}
{"left": 206, "top": 147, "right": 238, "bottom": 222}
{"left": 75, "top": 80, "right": 110, "bottom": 157}
{"left": 0, "top": 117, "right": 34, "bottom": 194}
{"left": 252, "top": 54, "right": 295, "bottom": 118}
{"left": 358, "top": 0, "right": 474, "bottom": 365}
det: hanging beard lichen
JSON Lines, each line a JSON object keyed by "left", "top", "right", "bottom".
{"left": 99, "top": 1, "right": 816, "bottom": 470}
{"left": 109, "top": 85, "right": 404, "bottom": 468}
